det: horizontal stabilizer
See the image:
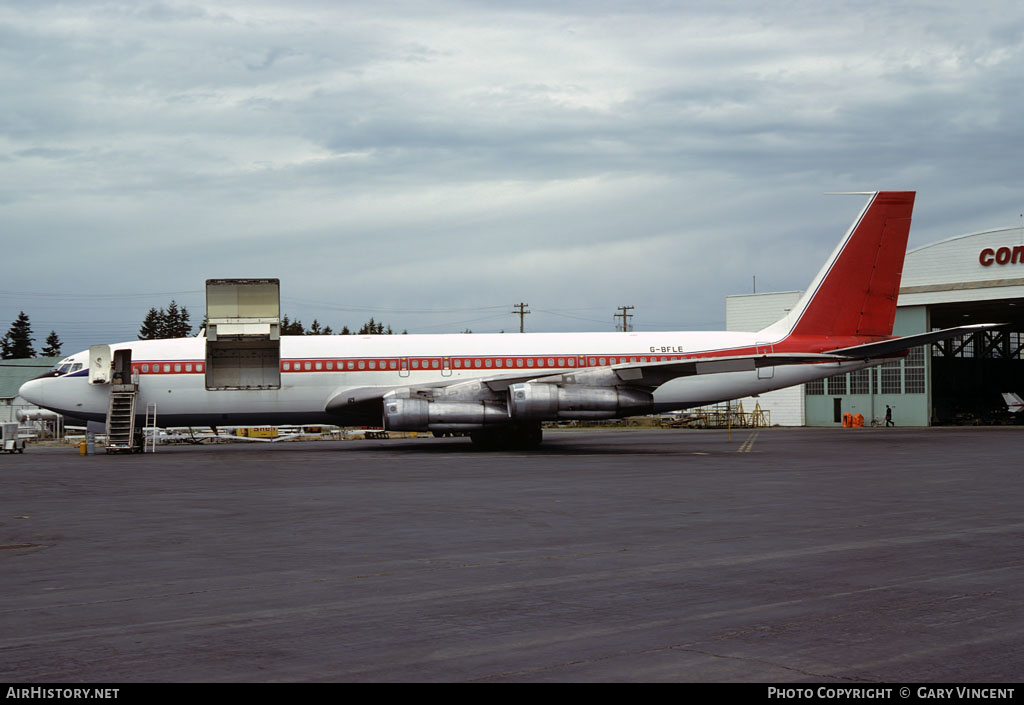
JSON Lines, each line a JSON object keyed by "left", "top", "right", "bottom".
{"left": 826, "top": 323, "right": 1004, "bottom": 359}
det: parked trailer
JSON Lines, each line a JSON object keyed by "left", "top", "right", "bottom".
{"left": 1, "top": 423, "right": 25, "bottom": 454}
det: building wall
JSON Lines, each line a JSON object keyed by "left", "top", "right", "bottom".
{"left": 724, "top": 291, "right": 805, "bottom": 426}
{"left": 804, "top": 306, "right": 930, "bottom": 426}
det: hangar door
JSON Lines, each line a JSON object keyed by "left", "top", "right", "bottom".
{"left": 929, "top": 299, "right": 1024, "bottom": 424}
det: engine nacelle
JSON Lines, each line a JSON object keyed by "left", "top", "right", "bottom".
{"left": 508, "top": 383, "right": 653, "bottom": 420}
{"left": 383, "top": 397, "right": 510, "bottom": 431}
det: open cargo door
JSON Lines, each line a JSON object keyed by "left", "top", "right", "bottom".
{"left": 205, "top": 279, "right": 281, "bottom": 390}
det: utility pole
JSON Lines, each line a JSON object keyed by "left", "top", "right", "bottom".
{"left": 512, "top": 302, "right": 530, "bottom": 333}
{"left": 614, "top": 305, "right": 634, "bottom": 332}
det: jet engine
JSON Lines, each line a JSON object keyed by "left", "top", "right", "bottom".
{"left": 383, "top": 397, "right": 509, "bottom": 431}
{"left": 508, "top": 383, "right": 653, "bottom": 420}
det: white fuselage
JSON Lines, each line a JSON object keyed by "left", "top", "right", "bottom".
{"left": 22, "top": 331, "right": 871, "bottom": 427}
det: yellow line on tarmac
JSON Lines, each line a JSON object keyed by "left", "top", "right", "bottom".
{"left": 737, "top": 430, "right": 759, "bottom": 453}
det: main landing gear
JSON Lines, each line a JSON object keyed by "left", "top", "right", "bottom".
{"left": 469, "top": 422, "right": 543, "bottom": 450}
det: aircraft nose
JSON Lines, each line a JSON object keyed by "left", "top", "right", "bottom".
{"left": 19, "top": 378, "right": 46, "bottom": 407}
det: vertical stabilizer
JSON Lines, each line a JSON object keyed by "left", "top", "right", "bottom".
{"left": 761, "top": 191, "right": 915, "bottom": 340}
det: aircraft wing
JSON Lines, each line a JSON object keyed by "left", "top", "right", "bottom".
{"left": 531, "top": 352, "right": 846, "bottom": 390}
{"left": 324, "top": 351, "right": 846, "bottom": 419}
{"left": 826, "top": 323, "right": 1004, "bottom": 359}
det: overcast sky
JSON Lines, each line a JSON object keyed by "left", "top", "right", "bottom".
{"left": 2, "top": 0, "right": 1023, "bottom": 354}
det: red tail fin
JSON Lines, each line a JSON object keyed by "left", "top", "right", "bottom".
{"left": 785, "top": 191, "right": 915, "bottom": 338}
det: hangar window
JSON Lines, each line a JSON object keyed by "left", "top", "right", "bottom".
{"left": 905, "top": 346, "right": 925, "bottom": 394}
{"left": 882, "top": 360, "right": 901, "bottom": 394}
{"left": 850, "top": 369, "right": 870, "bottom": 395}
{"left": 805, "top": 378, "right": 824, "bottom": 395}
{"left": 827, "top": 374, "right": 846, "bottom": 395}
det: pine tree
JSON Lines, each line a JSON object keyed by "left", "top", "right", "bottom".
{"left": 41, "top": 330, "right": 62, "bottom": 357}
{"left": 139, "top": 308, "right": 163, "bottom": 340}
{"left": 160, "top": 300, "right": 191, "bottom": 338}
{"left": 281, "top": 315, "right": 305, "bottom": 335}
{"left": 1, "top": 311, "right": 35, "bottom": 359}
{"left": 139, "top": 301, "right": 193, "bottom": 340}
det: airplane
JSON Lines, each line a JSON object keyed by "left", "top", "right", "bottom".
{"left": 19, "top": 191, "right": 1000, "bottom": 449}
{"left": 1001, "top": 392, "right": 1024, "bottom": 414}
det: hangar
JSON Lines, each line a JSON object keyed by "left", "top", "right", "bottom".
{"left": 727, "top": 226, "right": 1024, "bottom": 426}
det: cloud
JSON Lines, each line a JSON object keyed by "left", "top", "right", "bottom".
{"left": 2, "top": 0, "right": 1023, "bottom": 351}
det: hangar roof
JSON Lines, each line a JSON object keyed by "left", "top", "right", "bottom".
{"left": 900, "top": 227, "right": 1024, "bottom": 306}
{"left": 0, "top": 358, "right": 58, "bottom": 399}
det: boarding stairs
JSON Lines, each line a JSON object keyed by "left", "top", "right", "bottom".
{"left": 105, "top": 384, "right": 139, "bottom": 453}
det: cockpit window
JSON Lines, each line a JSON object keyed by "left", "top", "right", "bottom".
{"left": 57, "top": 363, "right": 72, "bottom": 375}
{"left": 70, "top": 363, "right": 83, "bottom": 373}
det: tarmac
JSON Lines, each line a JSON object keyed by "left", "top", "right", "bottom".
{"left": 1, "top": 427, "right": 1022, "bottom": 682}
